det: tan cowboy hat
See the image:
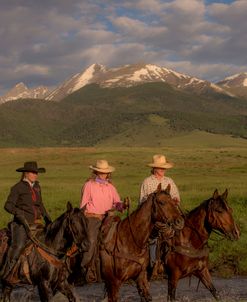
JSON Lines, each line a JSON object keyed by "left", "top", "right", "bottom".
{"left": 147, "top": 154, "right": 173, "bottom": 169}
{"left": 89, "top": 159, "right": 115, "bottom": 173}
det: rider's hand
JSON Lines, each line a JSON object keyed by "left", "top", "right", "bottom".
{"left": 123, "top": 197, "right": 130, "bottom": 209}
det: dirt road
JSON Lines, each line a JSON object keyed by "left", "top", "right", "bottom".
{"left": 3, "top": 276, "right": 247, "bottom": 301}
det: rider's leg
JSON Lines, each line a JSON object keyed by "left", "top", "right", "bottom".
{"left": 81, "top": 217, "right": 101, "bottom": 267}
{"left": 80, "top": 217, "right": 101, "bottom": 282}
{"left": 1, "top": 222, "right": 28, "bottom": 279}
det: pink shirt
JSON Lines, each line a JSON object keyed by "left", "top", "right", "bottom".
{"left": 80, "top": 179, "right": 121, "bottom": 215}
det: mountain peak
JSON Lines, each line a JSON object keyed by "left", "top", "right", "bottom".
{"left": 0, "top": 82, "right": 49, "bottom": 104}
{"left": 15, "top": 82, "right": 28, "bottom": 89}
{"left": 44, "top": 63, "right": 233, "bottom": 101}
{"left": 217, "top": 72, "right": 247, "bottom": 88}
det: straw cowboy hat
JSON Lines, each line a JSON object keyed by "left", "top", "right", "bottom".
{"left": 147, "top": 154, "right": 173, "bottom": 169}
{"left": 16, "top": 161, "right": 46, "bottom": 173}
{"left": 89, "top": 159, "right": 115, "bottom": 173}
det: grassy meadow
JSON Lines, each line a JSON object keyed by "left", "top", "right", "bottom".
{"left": 0, "top": 132, "right": 246, "bottom": 276}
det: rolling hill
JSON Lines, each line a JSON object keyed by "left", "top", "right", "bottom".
{"left": 0, "top": 82, "right": 246, "bottom": 147}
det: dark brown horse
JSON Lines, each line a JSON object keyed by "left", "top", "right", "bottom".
{"left": 162, "top": 189, "right": 240, "bottom": 302}
{"left": 0, "top": 202, "right": 89, "bottom": 302}
{"left": 100, "top": 184, "right": 184, "bottom": 302}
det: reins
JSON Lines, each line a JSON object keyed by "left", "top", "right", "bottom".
{"left": 126, "top": 192, "right": 172, "bottom": 250}
{"left": 127, "top": 214, "right": 147, "bottom": 250}
{"left": 25, "top": 213, "right": 81, "bottom": 259}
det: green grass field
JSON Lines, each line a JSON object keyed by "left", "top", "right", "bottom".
{"left": 0, "top": 132, "right": 246, "bottom": 276}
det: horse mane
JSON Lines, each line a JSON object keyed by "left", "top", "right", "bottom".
{"left": 186, "top": 199, "right": 210, "bottom": 219}
{"left": 45, "top": 211, "right": 67, "bottom": 243}
{"left": 132, "top": 192, "right": 154, "bottom": 215}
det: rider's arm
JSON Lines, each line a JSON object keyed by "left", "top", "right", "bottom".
{"left": 4, "top": 185, "right": 19, "bottom": 215}
{"left": 139, "top": 179, "right": 149, "bottom": 205}
{"left": 169, "top": 179, "right": 180, "bottom": 205}
{"left": 111, "top": 185, "right": 125, "bottom": 212}
{"left": 4, "top": 185, "right": 30, "bottom": 232}
{"left": 80, "top": 181, "right": 91, "bottom": 209}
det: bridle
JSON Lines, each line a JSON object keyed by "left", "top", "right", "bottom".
{"left": 127, "top": 192, "right": 179, "bottom": 250}
{"left": 151, "top": 191, "right": 183, "bottom": 230}
{"left": 67, "top": 211, "right": 86, "bottom": 254}
{"left": 206, "top": 198, "right": 234, "bottom": 241}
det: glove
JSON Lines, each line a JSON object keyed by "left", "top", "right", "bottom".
{"left": 15, "top": 213, "right": 34, "bottom": 240}
{"left": 15, "top": 212, "right": 30, "bottom": 233}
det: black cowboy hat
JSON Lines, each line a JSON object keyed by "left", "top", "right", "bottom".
{"left": 16, "top": 161, "right": 46, "bottom": 173}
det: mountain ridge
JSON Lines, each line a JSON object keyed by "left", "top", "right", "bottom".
{"left": 2, "top": 63, "right": 245, "bottom": 104}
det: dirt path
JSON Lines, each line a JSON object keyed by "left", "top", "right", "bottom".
{"left": 2, "top": 276, "right": 247, "bottom": 301}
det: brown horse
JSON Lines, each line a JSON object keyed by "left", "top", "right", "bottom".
{"left": 162, "top": 189, "right": 240, "bottom": 302}
{"left": 100, "top": 184, "right": 184, "bottom": 302}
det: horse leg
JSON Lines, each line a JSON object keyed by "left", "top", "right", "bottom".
{"left": 1, "top": 283, "right": 13, "bottom": 302}
{"left": 57, "top": 279, "right": 76, "bottom": 302}
{"left": 136, "top": 269, "right": 152, "bottom": 302}
{"left": 167, "top": 273, "right": 180, "bottom": 302}
{"left": 37, "top": 280, "right": 53, "bottom": 302}
{"left": 195, "top": 268, "right": 220, "bottom": 300}
{"left": 105, "top": 279, "right": 122, "bottom": 302}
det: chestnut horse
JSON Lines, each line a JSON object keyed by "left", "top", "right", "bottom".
{"left": 100, "top": 184, "right": 184, "bottom": 302}
{"left": 162, "top": 189, "right": 240, "bottom": 301}
{"left": 0, "top": 202, "right": 89, "bottom": 302}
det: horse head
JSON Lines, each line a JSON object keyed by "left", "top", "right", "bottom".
{"left": 151, "top": 184, "right": 184, "bottom": 233}
{"left": 65, "top": 202, "right": 90, "bottom": 253}
{"left": 207, "top": 189, "right": 240, "bottom": 241}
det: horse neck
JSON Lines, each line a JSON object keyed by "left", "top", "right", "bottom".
{"left": 44, "top": 216, "right": 69, "bottom": 252}
{"left": 123, "top": 197, "right": 153, "bottom": 247}
{"left": 183, "top": 204, "right": 210, "bottom": 248}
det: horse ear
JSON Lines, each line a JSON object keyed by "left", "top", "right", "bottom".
{"left": 67, "top": 201, "right": 73, "bottom": 212}
{"left": 165, "top": 184, "right": 171, "bottom": 194}
{"left": 222, "top": 189, "right": 228, "bottom": 201}
{"left": 212, "top": 189, "right": 219, "bottom": 199}
{"left": 156, "top": 183, "right": 162, "bottom": 193}
{"left": 80, "top": 205, "right": 86, "bottom": 213}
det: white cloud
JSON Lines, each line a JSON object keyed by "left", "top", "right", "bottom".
{"left": 0, "top": 0, "right": 246, "bottom": 93}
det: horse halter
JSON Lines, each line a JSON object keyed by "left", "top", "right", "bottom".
{"left": 206, "top": 198, "right": 232, "bottom": 240}
{"left": 151, "top": 191, "right": 179, "bottom": 229}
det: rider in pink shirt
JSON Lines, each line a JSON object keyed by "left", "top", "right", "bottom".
{"left": 80, "top": 159, "right": 125, "bottom": 282}
{"left": 80, "top": 176, "right": 123, "bottom": 215}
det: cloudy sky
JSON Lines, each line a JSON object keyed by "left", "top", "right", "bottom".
{"left": 0, "top": 0, "right": 246, "bottom": 94}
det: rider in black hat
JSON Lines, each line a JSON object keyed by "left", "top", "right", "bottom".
{"left": 0, "top": 161, "right": 52, "bottom": 279}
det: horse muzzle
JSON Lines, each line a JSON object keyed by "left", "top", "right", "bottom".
{"left": 229, "top": 223, "right": 240, "bottom": 241}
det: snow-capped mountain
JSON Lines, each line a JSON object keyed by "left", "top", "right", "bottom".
{"left": 1, "top": 63, "right": 236, "bottom": 104}
{"left": 217, "top": 72, "right": 247, "bottom": 87}
{"left": 217, "top": 73, "right": 247, "bottom": 98}
{"left": 45, "top": 63, "right": 231, "bottom": 102}
{"left": 0, "top": 82, "right": 50, "bottom": 104}
{"left": 45, "top": 64, "right": 106, "bottom": 101}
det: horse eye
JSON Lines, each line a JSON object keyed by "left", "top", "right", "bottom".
{"left": 215, "top": 209, "right": 224, "bottom": 213}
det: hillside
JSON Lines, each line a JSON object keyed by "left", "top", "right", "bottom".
{"left": 0, "top": 83, "right": 246, "bottom": 147}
